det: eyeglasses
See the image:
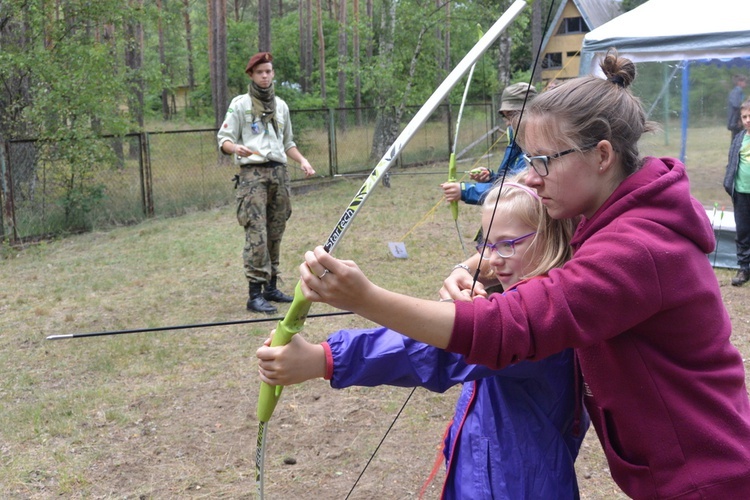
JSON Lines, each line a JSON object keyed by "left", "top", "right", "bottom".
{"left": 523, "top": 143, "right": 598, "bottom": 177}
{"left": 476, "top": 232, "right": 536, "bottom": 259}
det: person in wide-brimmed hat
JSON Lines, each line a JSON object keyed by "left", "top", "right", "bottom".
{"left": 440, "top": 82, "right": 538, "bottom": 205}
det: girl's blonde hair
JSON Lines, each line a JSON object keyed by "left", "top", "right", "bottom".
{"left": 482, "top": 174, "right": 576, "bottom": 279}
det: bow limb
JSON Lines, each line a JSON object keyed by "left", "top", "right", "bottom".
{"left": 447, "top": 62, "right": 475, "bottom": 220}
{"left": 255, "top": 2, "right": 528, "bottom": 497}
{"left": 256, "top": 284, "right": 312, "bottom": 498}
{"left": 448, "top": 24, "right": 484, "bottom": 256}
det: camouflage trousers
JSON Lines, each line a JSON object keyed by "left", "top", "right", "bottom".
{"left": 235, "top": 163, "right": 292, "bottom": 284}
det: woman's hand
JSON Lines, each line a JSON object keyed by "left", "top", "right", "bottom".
{"left": 300, "top": 246, "right": 456, "bottom": 350}
{"left": 299, "top": 246, "right": 374, "bottom": 312}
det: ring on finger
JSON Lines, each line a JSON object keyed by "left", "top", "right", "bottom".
{"left": 318, "top": 269, "right": 330, "bottom": 279}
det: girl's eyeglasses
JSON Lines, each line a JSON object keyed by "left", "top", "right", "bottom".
{"left": 476, "top": 232, "right": 536, "bottom": 259}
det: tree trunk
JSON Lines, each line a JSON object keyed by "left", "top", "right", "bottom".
{"left": 0, "top": 9, "right": 37, "bottom": 211}
{"left": 299, "top": 0, "right": 312, "bottom": 93}
{"left": 157, "top": 0, "right": 170, "bottom": 120}
{"left": 125, "top": 0, "right": 145, "bottom": 157}
{"left": 440, "top": 0, "right": 450, "bottom": 122}
{"left": 299, "top": 0, "right": 306, "bottom": 91}
{"left": 316, "top": 0, "right": 326, "bottom": 100}
{"left": 370, "top": 1, "right": 430, "bottom": 161}
{"left": 208, "top": 0, "right": 228, "bottom": 128}
{"left": 531, "top": 0, "right": 542, "bottom": 84}
{"left": 365, "top": 0, "right": 373, "bottom": 59}
{"left": 370, "top": 0, "right": 396, "bottom": 160}
{"left": 336, "top": 0, "right": 347, "bottom": 129}
{"left": 353, "top": 0, "right": 361, "bottom": 124}
{"left": 259, "top": 0, "right": 271, "bottom": 52}
{"left": 305, "top": 0, "right": 313, "bottom": 91}
{"left": 183, "top": 0, "right": 195, "bottom": 90}
{"left": 497, "top": 34, "right": 511, "bottom": 87}
{"left": 397, "top": 26, "right": 427, "bottom": 122}
{"left": 443, "top": 0, "right": 450, "bottom": 76}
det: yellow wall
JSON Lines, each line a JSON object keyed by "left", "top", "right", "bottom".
{"left": 541, "top": 1, "right": 584, "bottom": 84}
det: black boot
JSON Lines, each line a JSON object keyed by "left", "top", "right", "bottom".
{"left": 732, "top": 267, "right": 750, "bottom": 287}
{"left": 247, "top": 283, "right": 277, "bottom": 313}
{"left": 264, "top": 276, "right": 294, "bottom": 303}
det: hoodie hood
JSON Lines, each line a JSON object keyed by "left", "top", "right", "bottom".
{"left": 571, "top": 157, "right": 715, "bottom": 254}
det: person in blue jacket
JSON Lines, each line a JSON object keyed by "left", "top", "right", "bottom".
{"left": 440, "top": 82, "right": 537, "bottom": 205}
{"left": 257, "top": 176, "right": 588, "bottom": 499}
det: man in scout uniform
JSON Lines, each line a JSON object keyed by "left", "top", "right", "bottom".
{"left": 217, "top": 52, "right": 315, "bottom": 313}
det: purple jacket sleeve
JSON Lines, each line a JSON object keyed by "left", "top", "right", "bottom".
{"left": 327, "top": 326, "right": 542, "bottom": 392}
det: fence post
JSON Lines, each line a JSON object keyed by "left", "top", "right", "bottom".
{"left": 328, "top": 108, "right": 337, "bottom": 177}
{"left": 0, "top": 139, "right": 18, "bottom": 242}
{"left": 0, "top": 139, "right": 6, "bottom": 240}
{"left": 139, "top": 132, "right": 154, "bottom": 217}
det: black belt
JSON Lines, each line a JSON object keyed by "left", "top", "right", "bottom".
{"left": 241, "top": 160, "right": 284, "bottom": 168}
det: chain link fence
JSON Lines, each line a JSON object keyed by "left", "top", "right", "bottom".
{"left": 1, "top": 103, "right": 499, "bottom": 243}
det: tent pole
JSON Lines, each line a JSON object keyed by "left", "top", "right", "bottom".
{"left": 663, "top": 64, "right": 670, "bottom": 146}
{"left": 680, "top": 61, "right": 689, "bottom": 163}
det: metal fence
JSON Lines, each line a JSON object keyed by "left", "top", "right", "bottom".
{"left": 1, "top": 102, "right": 500, "bottom": 243}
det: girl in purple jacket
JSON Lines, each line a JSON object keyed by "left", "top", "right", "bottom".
{"left": 258, "top": 179, "right": 587, "bottom": 498}
{"left": 298, "top": 50, "right": 750, "bottom": 498}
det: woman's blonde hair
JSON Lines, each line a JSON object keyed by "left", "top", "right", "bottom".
{"left": 482, "top": 174, "right": 576, "bottom": 279}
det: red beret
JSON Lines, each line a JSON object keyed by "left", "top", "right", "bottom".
{"left": 245, "top": 52, "right": 273, "bottom": 75}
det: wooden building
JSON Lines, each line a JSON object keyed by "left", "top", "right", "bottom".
{"left": 539, "top": 0, "right": 622, "bottom": 86}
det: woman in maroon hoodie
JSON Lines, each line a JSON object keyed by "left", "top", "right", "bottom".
{"left": 298, "top": 50, "right": 750, "bottom": 498}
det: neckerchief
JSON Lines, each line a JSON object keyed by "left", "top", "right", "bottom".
{"left": 249, "top": 81, "right": 278, "bottom": 135}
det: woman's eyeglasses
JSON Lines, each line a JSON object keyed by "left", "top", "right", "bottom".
{"left": 476, "top": 232, "right": 536, "bottom": 259}
{"left": 523, "top": 143, "right": 598, "bottom": 177}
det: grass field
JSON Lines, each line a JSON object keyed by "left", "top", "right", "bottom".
{"left": 1, "top": 124, "right": 748, "bottom": 498}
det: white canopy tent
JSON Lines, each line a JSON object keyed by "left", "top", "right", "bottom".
{"left": 580, "top": 0, "right": 750, "bottom": 73}
{"left": 579, "top": 0, "right": 750, "bottom": 163}
{"left": 580, "top": 0, "right": 750, "bottom": 269}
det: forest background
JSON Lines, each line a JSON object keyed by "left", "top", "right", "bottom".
{"left": 0, "top": 0, "right": 677, "bottom": 243}
{"left": 0, "top": 0, "right": 654, "bottom": 141}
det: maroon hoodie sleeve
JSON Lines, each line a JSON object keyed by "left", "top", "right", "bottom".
{"left": 445, "top": 227, "right": 665, "bottom": 370}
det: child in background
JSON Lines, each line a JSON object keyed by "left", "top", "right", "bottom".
{"left": 727, "top": 74, "right": 747, "bottom": 143}
{"left": 723, "top": 98, "right": 750, "bottom": 286}
{"left": 257, "top": 178, "right": 587, "bottom": 499}
{"left": 440, "top": 83, "right": 536, "bottom": 205}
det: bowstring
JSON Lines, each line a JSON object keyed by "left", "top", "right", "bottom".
{"left": 345, "top": 2, "right": 559, "bottom": 497}
{"left": 344, "top": 387, "right": 416, "bottom": 499}
{"left": 472, "top": 0, "right": 559, "bottom": 295}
